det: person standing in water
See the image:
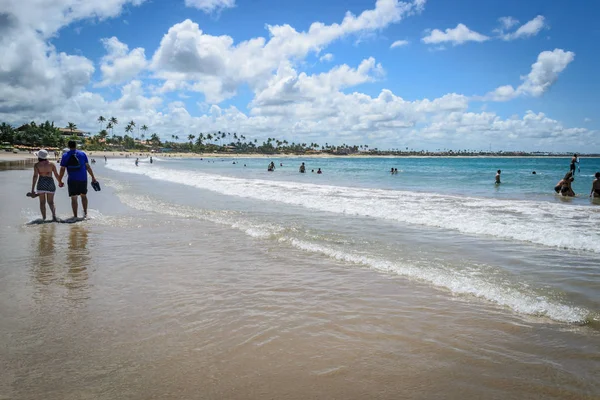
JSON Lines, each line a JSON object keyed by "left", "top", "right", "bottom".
{"left": 30, "top": 149, "right": 60, "bottom": 221}
{"left": 58, "top": 141, "right": 97, "bottom": 219}
{"left": 570, "top": 154, "right": 579, "bottom": 176}
{"left": 135, "top": 158, "right": 139, "bottom": 166}
{"left": 590, "top": 172, "right": 600, "bottom": 198}
{"left": 495, "top": 170, "right": 501, "bottom": 184}
{"left": 299, "top": 162, "right": 306, "bottom": 173}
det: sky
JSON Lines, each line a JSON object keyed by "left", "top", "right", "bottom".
{"left": 1, "top": 0, "right": 599, "bottom": 152}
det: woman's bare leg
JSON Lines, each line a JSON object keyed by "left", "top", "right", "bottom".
{"left": 47, "top": 193, "right": 57, "bottom": 221}
{"left": 38, "top": 193, "right": 47, "bottom": 220}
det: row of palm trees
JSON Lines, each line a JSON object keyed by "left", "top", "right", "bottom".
{"left": 96, "top": 116, "right": 148, "bottom": 141}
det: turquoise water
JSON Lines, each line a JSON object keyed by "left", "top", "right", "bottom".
{"left": 167, "top": 156, "right": 600, "bottom": 201}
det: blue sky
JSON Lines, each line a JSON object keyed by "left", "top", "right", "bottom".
{"left": 1, "top": 0, "right": 598, "bottom": 151}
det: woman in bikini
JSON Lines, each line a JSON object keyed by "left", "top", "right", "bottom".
{"left": 31, "top": 149, "right": 60, "bottom": 221}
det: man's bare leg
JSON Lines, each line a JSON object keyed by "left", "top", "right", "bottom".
{"left": 39, "top": 193, "right": 47, "bottom": 220}
{"left": 81, "top": 194, "right": 88, "bottom": 218}
{"left": 71, "top": 196, "right": 78, "bottom": 219}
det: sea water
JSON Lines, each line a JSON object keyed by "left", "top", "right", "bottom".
{"left": 105, "top": 156, "right": 600, "bottom": 325}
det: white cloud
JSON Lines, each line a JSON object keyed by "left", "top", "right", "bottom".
{"left": 483, "top": 49, "right": 575, "bottom": 101}
{"left": 5, "top": 0, "right": 146, "bottom": 38}
{"left": 497, "top": 16, "right": 519, "bottom": 30}
{"left": 185, "top": 0, "right": 235, "bottom": 13}
{"left": 422, "top": 23, "right": 489, "bottom": 45}
{"left": 0, "top": 0, "right": 144, "bottom": 113}
{"left": 151, "top": 0, "right": 426, "bottom": 102}
{"left": 319, "top": 53, "right": 334, "bottom": 62}
{"left": 390, "top": 39, "right": 409, "bottom": 48}
{"left": 98, "top": 37, "right": 147, "bottom": 86}
{"left": 499, "top": 15, "right": 546, "bottom": 41}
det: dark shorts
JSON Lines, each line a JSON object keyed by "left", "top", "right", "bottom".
{"left": 68, "top": 180, "right": 88, "bottom": 196}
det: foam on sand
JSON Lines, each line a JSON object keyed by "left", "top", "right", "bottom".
{"left": 106, "top": 160, "right": 600, "bottom": 253}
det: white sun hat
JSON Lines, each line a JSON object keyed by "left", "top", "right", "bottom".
{"left": 37, "top": 149, "right": 48, "bottom": 160}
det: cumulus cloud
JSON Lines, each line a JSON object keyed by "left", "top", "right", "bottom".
{"left": 98, "top": 37, "right": 147, "bottom": 86}
{"left": 422, "top": 23, "right": 489, "bottom": 45}
{"left": 390, "top": 39, "right": 409, "bottom": 48}
{"left": 185, "top": 0, "right": 235, "bottom": 13}
{"left": 498, "top": 15, "right": 547, "bottom": 41}
{"left": 0, "top": 0, "right": 144, "bottom": 113}
{"left": 151, "top": 0, "right": 426, "bottom": 102}
{"left": 484, "top": 49, "right": 575, "bottom": 101}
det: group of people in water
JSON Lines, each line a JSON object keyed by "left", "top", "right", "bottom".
{"left": 493, "top": 154, "right": 600, "bottom": 199}
{"left": 268, "top": 161, "right": 322, "bottom": 174}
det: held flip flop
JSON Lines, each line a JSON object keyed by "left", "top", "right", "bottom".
{"left": 26, "top": 192, "right": 39, "bottom": 198}
{"left": 91, "top": 181, "right": 101, "bottom": 192}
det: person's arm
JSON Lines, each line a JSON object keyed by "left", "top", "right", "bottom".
{"left": 58, "top": 166, "right": 66, "bottom": 187}
{"left": 86, "top": 163, "right": 97, "bottom": 182}
{"left": 52, "top": 163, "right": 60, "bottom": 181}
{"left": 31, "top": 164, "right": 38, "bottom": 193}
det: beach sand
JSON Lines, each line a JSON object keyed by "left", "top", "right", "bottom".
{"left": 1, "top": 164, "right": 599, "bottom": 400}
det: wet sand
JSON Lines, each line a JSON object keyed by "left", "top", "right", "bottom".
{"left": 1, "top": 167, "right": 599, "bottom": 400}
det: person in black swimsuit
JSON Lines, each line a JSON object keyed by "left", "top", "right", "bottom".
{"left": 570, "top": 154, "right": 578, "bottom": 176}
{"left": 590, "top": 172, "right": 600, "bottom": 198}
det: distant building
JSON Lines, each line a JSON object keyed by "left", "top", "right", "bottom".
{"left": 57, "top": 128, "right": 88, "bottom": 137}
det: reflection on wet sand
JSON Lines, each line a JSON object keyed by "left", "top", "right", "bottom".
{"left": 30, "top": 224, "right": 91, "bottom": 303}
{"left": 65, "top": 225, "right": 90, "bottom": 299}
{"left": 32, "top": 223, "right": 57, "bottom": 286}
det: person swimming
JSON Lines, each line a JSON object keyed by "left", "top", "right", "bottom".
{"left": 317, "top": 168, "right": 322, "bottom": 174}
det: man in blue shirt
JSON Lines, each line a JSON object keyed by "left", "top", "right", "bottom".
{"left": 58, "top": 141, "right": 97, "bottom": 219}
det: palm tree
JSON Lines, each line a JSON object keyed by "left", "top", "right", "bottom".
{"left": 106, "top": 122, "right": 114, "bottom": 135}
{"left": 97, "top": 116, "right": 105, "bottom": 132}
{"left": 188, "top": 134, "right": 195, "bottom": 148}
{"left": 67, "top": 122, "right": 77, "bottom": 134}
{"left": 128, "top": 120, "right": 136, "bottom": 139}
{"left": 109, "top": 117, "right": 118, "bottom": 136}
{"left": 141, "top": 124, "right": 148, "bottom": 138}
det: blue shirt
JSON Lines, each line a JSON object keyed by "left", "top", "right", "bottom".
{"left": 60, "top": 150, "right": 89, "bottom": 181}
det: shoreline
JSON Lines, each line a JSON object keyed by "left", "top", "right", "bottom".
{"left": 2, "top": 150, "right": 599, "bottom": 166}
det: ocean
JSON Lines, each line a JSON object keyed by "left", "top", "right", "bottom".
{"left": 1, "top": 156, "right": 599, "bottom": 399}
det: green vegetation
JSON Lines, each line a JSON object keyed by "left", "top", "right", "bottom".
{"left": 2, "top": 118, "right": 597, "bottom": 157}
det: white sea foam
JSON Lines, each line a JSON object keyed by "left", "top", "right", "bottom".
{"left": 108, "top": 189, "right": 591, "bottom": 324}
{"left": 106, "top": 160, "right": 600, "bottom": 253}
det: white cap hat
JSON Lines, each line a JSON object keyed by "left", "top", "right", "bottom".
{"left": 37, "top": 149, "right": 48, "bottom": 160}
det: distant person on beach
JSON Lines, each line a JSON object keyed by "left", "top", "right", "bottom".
{"left": 570, "top": 154, "right": 579, "bottom": 176}
{"left": 495, "top": 170, "right": 501, "bottom": 184}
{"left": 317, "top": 168, "right": 322, "bottom": 174}
{"left": 58, "top": 141, "right": 97, "bottom": 219}
{"left": 104, "top": 155, "right": 107, "bottom": 163}
{"left": 590, "top": 172, "right": 600, "bottom": 198}
{"left": 150, "top": 156, "right": 153, "bottom": 164}
{"left": 268, "top": 162, "right": 275, "bottom": 171}
{"left": 29, "top": 149, "right": 59, "bottom": 221}
{"left": 299, "top": 162, "right": 306, "bottom": 173}
{"left": 135, "top": 158, "right": 139, "bottom": 167}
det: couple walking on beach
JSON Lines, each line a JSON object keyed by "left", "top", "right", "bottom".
{"left": 30, "top": 141, "right": 98, "bottom": 221}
